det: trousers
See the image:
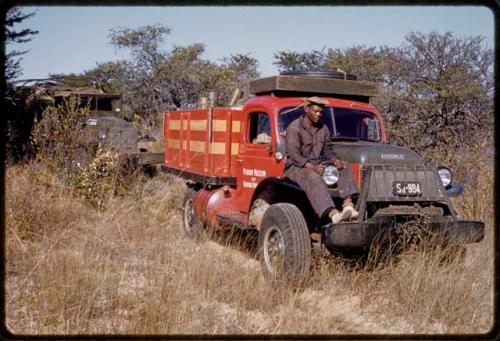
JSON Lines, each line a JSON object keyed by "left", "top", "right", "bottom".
{"left": 285, "top": 162, "right": 358, "bottom": 219}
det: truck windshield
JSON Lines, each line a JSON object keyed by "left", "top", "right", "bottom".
{"left": 279, "top": 106, "right": 381, "bottom": 142}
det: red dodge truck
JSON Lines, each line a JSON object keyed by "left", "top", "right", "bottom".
{"left": 161, "top": 71, "right": 484, "bottom": 285}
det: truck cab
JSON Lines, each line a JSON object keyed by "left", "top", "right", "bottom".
{"left": 234, "top": 95, "right": 387, "bottom": 212}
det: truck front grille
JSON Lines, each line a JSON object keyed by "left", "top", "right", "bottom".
{"left": 365, "top": 164, "right": 447, "bottom": 202}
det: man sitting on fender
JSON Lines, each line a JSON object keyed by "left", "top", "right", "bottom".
{"left": 285, "top": 96, "right": 359, "bottom": 224}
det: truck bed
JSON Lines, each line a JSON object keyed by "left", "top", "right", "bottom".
{"left": 163, "top": 107, "right": 243, "bottom": 185}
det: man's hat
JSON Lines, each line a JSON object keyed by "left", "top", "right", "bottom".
{"left": 303, "top": 96, "right": 329, "bottom": 106}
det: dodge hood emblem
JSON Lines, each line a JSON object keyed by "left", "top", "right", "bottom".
{"left": 381, "top": 153, "right": 405, "bottom": 160}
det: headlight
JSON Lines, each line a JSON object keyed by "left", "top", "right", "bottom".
{"left": 322, "top": 165, "right": 340, "bottom": 186}
{"left": 438, "top": 166, "right": 452, "bottom": 187}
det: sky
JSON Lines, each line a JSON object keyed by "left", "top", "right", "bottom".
{"left": 9, "top": 6, "right": 495, "bottom": 81}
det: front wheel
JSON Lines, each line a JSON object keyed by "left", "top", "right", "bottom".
{"left": 258, "top": 203, "right": 311, "bottom": 287}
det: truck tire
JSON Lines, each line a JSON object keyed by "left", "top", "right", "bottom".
{"left": 258, "top": 203, "right": 311, "bottom": 286}
{"left": 182, "top": 187, "right": 204, "bottom": 240}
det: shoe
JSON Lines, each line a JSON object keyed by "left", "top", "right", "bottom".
{"left": 342, "top": 205, "right": 359, "bottom": 221}
{"left": 329, "top": 209, "right": 343, "bottom": 224}
{"left": 349, "top": 206, "right": 359, "bottom": 219}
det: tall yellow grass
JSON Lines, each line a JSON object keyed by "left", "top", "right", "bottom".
{"left": 5, "top": 160, "right": 494, "bottom": 335}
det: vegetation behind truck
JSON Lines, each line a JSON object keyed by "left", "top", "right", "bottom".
{"left": 6, "top": 79, "right": 163, "bottom": 164}
{"left": 161, "top": 72, "right": 484, "bottom": 286}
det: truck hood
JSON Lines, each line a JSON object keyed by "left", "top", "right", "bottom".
{"left": 328, "top": 141, "right": 421, "bottom": 165}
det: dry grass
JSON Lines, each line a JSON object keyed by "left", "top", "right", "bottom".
{"left": 5, "top": 160, "right": 494, "bottom": 335}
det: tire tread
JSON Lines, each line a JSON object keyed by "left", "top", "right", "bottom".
{"left": 258, "top": 203, "right": 311, "bottom": 286}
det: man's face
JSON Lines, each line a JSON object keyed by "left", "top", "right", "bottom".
{"left": 305, "top": 104, "right": 324, "bottom": 124}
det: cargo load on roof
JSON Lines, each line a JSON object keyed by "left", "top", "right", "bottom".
{"left": 249, "top": 71, "right": 381, "bottom": 103}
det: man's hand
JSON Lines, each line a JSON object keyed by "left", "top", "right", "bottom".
{"left": 332, "top": 157, "right": 343, "bottom": 170}
{"left": 306, "top": 162, "right": 325, "bottom": 175}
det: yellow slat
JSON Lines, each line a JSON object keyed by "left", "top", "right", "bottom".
{"left": 190, "top": 141, "right": 205, "bottom": 153}
{"left": 210, "top": 142, "right": 226, "bottom": 155}
{"left": 232, "top": 121, "right": 241, "bottom": 133}
{"left": 168, "top": 138, "right": 180, "bottom": 149}
{"left": 213, "top": 120, "right": 227, "bottom": 132}
{"left": 231, "top": 143, "right": 239, "bottom": 155}
{"left": 170, "top": 138, "right": 239, "bottom": 157}
{"left": 190, "top": 120, "right": 207, "bottom": 131}
{"left": 169, "top": 120, "right": 181, "bottom": 130}
{"left": 170, "top": 119, "right": 241, "bottom": 134}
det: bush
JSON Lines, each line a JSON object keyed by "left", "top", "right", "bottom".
{"left": 31, "top": 97, "right": 137, "bottom": 208}
{"left": 31, "top": 97, "right": 97, "bottom": 181}
{"left": 75, "top": 148, "right": 123, "bottom": 209}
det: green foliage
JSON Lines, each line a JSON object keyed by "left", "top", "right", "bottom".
{"left": 106, "top": 24, "right": 260, "bottom": 119}
{"left": 57, "top": 25, "right": 259, "bottom": 125}
{"left": 273, "top": 49, "right": 327, "bottom": 72}
{"left": 48, "top": 73, "right": 95, "bottom": 88}
{"left": 75, "top": 148, "right": 123, "bottom": 209}
{"left": 83, "top": 61, "right": 132, "bottom": 94}
{"left": 273, "top": 31, "right": 493, "bottom": 163}
{"left": 31, "top": 98, "right": 135, "bottom": 208}
{"left": 31, "top": 97, "right": 96, "bottom": 180}
{"left": 6, "top": 7, "right": 39, "bottom": 80}
{"left": 109, "top": 24, "right": 170, "bottom": 74}
{"left": 225, "top": 54, "right": 261, "bottom": 96}
{"left": 109, "top": 24, "right": 171, "bottom": 51}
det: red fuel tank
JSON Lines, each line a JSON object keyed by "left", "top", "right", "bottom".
{"left": 193, "top": 186, "right": 240, "bottom": 230}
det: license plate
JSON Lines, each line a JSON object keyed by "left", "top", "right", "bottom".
{"left": 393, "top": 181, "right": 422, "bottom": 196}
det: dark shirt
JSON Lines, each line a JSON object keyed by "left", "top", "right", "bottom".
{"left": 285, "top": 115, "right": 336, "bottom": 169}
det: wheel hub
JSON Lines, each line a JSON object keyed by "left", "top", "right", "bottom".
{"left": 263, "top": 225, "right": 285, "bottom": 275}
{"left": 183, "top": 198, "right": 194, "bottom": 233}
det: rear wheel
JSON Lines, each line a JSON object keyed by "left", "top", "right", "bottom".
{"left": 258, "top": 203, "right": 311, "bottom": 287}
{"left": 182, "top": 187, "right": 204, "bottom": 240}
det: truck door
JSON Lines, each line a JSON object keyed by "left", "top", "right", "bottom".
{"left": 234, "top": 110, "right": 284, "bottom": 212}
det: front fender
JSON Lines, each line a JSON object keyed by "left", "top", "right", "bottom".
{"left": 250, "top": 177, "right": 320, "bottom": 230}
{"left": 446, "top": 183, "right": 464, "bottom": 197}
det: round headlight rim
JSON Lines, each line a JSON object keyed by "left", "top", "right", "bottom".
{"left": 322, "top": 165, "right": 340, "bottom": 186}
{"left": 438, "top": 166, "right": 452, "bottom": 188}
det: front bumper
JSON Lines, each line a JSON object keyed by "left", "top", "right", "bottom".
{"left": 322, "top": 215, "right": 485, "bottom": 249}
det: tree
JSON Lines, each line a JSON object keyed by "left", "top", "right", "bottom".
{"left": 50, "top": 61, "right": 133, "bottom": 94}
{"left": 272, "top": 31, "right": 493, "bottom": 163}
{"left": 99, "top": 25, "right": 259, "bottom": 123}
{"left": 50, "top": 24, "right": 260, "bottom": 125}
{"left": 385, "top": 31, "right": 493, "bottom": 157}
{"left": 5, "top": 7, "right": 38, "bottom": 81}
{"left": 4, "top": 7, "right": 39, "bottom": 163}
{"left": 109, "top": 24, "right": 170, "bottom": 73}
{"left": 273, "top": 49, "right": 327, "bottom": 72}
{"left": 223, "top": 53, "right": 260, "bottom": 97}
{"left": 83, "top": 61, "right": 133, "bottom": 94}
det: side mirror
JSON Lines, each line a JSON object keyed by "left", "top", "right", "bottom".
{"left": 274, "top": 140, "right": 287, "bottom": 161}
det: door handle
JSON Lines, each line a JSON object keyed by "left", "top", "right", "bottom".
{"left": 236, "top": 159, "right": 243, "bottom": 165}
